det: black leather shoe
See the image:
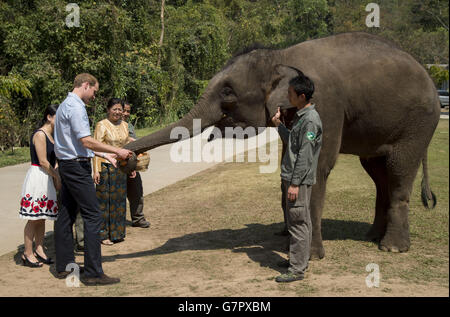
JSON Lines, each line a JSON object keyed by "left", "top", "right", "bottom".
{"left": 75, "top": 245, "right": 85, "bottom": 252}
{"left": 81, "top": 274, "right": 120, "bottom": 286}
{"left": 21, "top": 254, "right": 43, "bottom": 268}
{"left": 132, "top": 220, "right": 150, "bottom": 228}
{"left": 56, "top": 266, "right": 85, "bottom": 279}
{"left": 34, "top": 252, "right": 54, "bottom": 265}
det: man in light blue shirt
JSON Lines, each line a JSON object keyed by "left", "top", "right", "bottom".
{"left": 54, "top": 73, "right": 132, "bottom": 286}
{"left": 54, "top": 92, "right": 94, "bottom": 159}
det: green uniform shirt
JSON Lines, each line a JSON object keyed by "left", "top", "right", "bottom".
{"left": 277, "top": 104, "right": 322, "bottom": 186}
{"left": 128, "top": 121, "right": 137, "bottom": 139}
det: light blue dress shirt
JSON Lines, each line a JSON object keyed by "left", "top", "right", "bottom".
{"left": 54, "top": 92, "right": 94, "bottom": 160}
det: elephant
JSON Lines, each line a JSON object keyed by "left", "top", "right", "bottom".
{"left": 123, "top": 32, "right": 440, "bottom": 259}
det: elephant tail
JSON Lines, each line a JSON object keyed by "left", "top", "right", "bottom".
{"left": 420, "top": 151, "right": 437, "bottom": 209}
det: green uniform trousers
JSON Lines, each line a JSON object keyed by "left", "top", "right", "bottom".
{"left": 282, "top": 180, "right": 312, "bottom": 276}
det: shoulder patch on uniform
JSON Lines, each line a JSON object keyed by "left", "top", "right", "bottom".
{"left": 306, "top": 131, "right": 316, "bottom": 141}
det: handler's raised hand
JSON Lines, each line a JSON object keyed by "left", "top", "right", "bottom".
{"left": 271, "top": 107, "right": 282, "bottom": 127}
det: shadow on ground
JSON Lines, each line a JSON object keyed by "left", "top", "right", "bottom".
{"left": 13, "top": 231, "right": 85, "bottom": 277}
{"left": 100, "top": 219, "right": 372, "bottom": 272}
{"left": 322, "top": 219, "right": 371, "bottom": 241}
{"left": 11, "top": 219, "right": 371, "bottom": 274}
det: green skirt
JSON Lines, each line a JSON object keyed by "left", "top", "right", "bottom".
{"left": 96, "top": 163, "right": 127, "bottom": 242}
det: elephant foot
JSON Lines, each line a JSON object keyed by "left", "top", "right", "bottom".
{"left": 309, "top": 245, "right": 325, "bottom": 260}
{"left": 365, "top": 225, "right": 385, "bottom": 243}
{"left": 379, "top": 231, "right": 410, "bottom": 253}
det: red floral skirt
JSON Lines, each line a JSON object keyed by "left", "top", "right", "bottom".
{"left": 19, "top": 165, "right": 58, "bottom": 220}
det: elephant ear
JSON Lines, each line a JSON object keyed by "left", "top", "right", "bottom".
{"left": 265, "top": 64, "right": 303, "bottom": 118}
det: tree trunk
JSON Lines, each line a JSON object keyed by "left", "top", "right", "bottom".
{"left": 157, "top": 0, "right": 165, "bottom": 68}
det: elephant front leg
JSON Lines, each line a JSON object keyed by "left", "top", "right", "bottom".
{"left": 360, "top": 157, "right": 389, "bottom": 242}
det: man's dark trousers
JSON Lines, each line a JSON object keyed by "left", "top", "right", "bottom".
{"left": 54, "top": 160, "right": 103, "bottom": 278}
{"left": 127, "top": 172, "right": 146, "bottom": 225}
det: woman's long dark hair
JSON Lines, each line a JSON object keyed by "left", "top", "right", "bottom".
{"left": 39, "top": 104, "right": 58, "bottom": 127}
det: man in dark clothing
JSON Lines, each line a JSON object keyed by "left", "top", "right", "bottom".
{"left": 122, "top": 102, "right": 150, "bottom": 228}
{"left": 271, "top": 74, "right": 322, "bottom": 283}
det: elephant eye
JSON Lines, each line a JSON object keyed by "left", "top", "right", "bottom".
{"left": 221, "top": 86, "right": 237, "bottom": 112}
{"left": 221, "top": 86, "right": 234, "bottom": 97}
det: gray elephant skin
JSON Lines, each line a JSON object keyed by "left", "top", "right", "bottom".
{"left": 123, "top": 32, "right": 440, "bottom": 259}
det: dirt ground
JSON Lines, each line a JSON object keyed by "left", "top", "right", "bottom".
{"left": 0, "top": 164, "right": 447, "bottom": 297}
{"left": 0, "top": 221, "right": 447, "bottom": 297}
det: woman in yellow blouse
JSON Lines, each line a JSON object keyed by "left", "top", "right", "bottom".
{"left": 93, "top": 98, "right": 136, "bottom": 245}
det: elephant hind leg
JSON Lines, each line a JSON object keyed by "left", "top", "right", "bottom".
{"left": 379, "top": 144, "right": 424, "bottom": 253}
{"left": 360, "top": 156, "right": 389, "bottom": 242}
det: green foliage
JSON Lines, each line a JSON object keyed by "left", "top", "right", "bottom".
{"left": 0, "top": 74, "right": 32, "bottom": 151}
{"left": 0, "top": 74, "right": 31, "bottom": 99}
{"left": 166, "top": 2, "right": 230, "bottom": 79}
{"left": 328, "top": 0, "right": 449, "bottom": 65}
{"left": 280, "top": 0, "right": 330, "bottom": 46}
{"left": 428, "top": 65, "right": 449, "bottom": 86}
{"left": 0, "top": 0, "right": 448, "bottom": 152}
{"left": 0, "top": 97, "right": 22, "bottom": 152}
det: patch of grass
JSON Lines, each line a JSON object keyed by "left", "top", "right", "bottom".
{"left": 0, "top": 147, "right": 30, "bottom": 168}
{"left": 188, "top": 284, "right": 199, "bottom": 292}
{"left": 295, "top": 282, "right": 319, "bottom": 295}
{"left": 135, "top": 124, "right": 168, "bottom": 138}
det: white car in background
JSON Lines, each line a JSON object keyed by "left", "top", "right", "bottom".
{"left": 438, "top": 90, "right": 449, "bottom": 108}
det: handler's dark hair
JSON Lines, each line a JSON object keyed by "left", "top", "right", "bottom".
{"left": 122, "top": 99, "right": 131, "bottom": 107}
{"left": 289, "top": 74, "right": 315, "bottom": 101}
{"left": 106, "top": 98, "right": 123, "bottom": 110}
{"left": 40, "top": 104, "right": 58, "bottom": 126}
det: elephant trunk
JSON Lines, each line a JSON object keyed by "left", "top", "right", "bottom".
{"left": 123, "top": 93, "right": 221, "bottom": 154}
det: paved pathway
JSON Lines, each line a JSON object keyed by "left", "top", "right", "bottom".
{"left": 0, "top": 127, "right": 279, "bottom": 256}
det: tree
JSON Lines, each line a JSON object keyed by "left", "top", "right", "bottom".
{"left": 157, "top": 0, "right": 165, "bottom": 67}
{"left": 0, "top": 74, "right": 32, "bottom": 152}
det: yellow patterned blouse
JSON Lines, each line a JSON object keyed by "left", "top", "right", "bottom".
{"left": 93, "top": 119, "right": 131, "bottom": 175}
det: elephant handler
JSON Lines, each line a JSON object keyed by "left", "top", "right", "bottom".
{"left": 271, "top": 74, "right": 322, "bottom": 283}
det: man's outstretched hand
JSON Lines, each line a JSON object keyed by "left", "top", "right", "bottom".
{"left": 104, "top": 153, "right": 118, "bottom": 168}
{"left": 116, "top": 148, "right": 133, "bottom": 161}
